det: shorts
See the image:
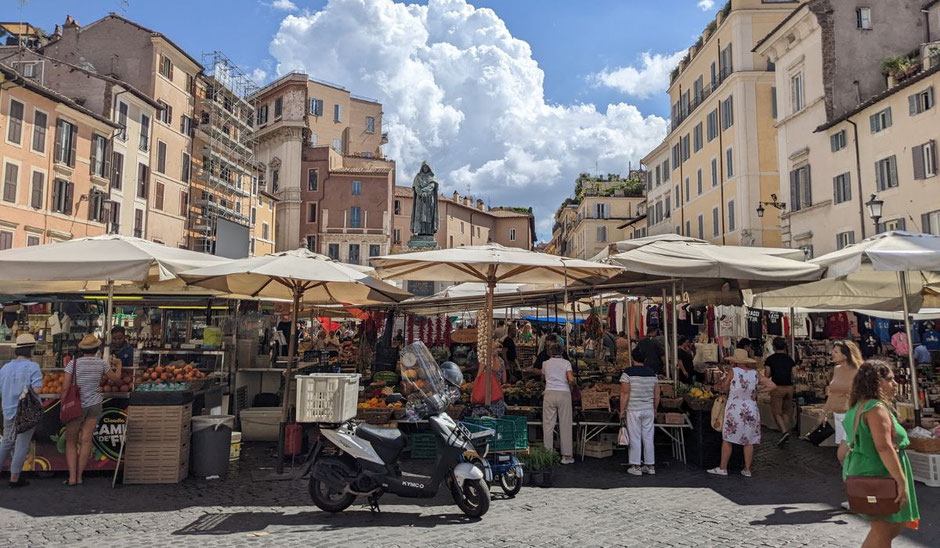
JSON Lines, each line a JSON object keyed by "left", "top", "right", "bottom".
{"left": 832, "top": 412, "right": 847, "bottom": 444}
{"left": 80, "top": 403, "right": 103, "bottom": 423}
{"left": 770, "top": 385, "right": 795, "bottom": 416}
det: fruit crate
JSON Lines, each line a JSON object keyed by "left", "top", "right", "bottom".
{"left": 409, "top": 432, "right": 439, "bottom": 459}
{"left": 908, "top": 450, "right": 940, "bottom": 487}
{"left": 462, "top": 415, "right": 528, "bottom": 452}
{"left": 124, "top": 440, "right": 190, "bottom": 484}
{"left": 295, "top": 373, "right": 360, "bottom": 423}
{"left": 581, "top": 440, "right": 613, "bottom": 459}
{"left": 659, "top": 397, "right": 684, "bottom": 410}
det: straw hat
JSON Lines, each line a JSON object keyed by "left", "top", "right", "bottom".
{"left": 78, "top": 334, "right": 102, "bottom": 350}
{"left": 15, "top": 333, "right": 37, "bottom": 347}
{"left": 727, "top": 348, "right": 756, "bottom": 365}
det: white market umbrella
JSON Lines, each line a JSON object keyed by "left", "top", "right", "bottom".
{"left": 180, "top": 248, "right": 411, "bottom": 473}
{"left": 371, "top": 243, "right": 620, "bottom": 403}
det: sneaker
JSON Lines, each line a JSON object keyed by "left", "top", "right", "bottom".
{"left": 643, "top": 465, "right": 656, "bottom": 475}
{"left": 776, "top": 433, "right": 791, "bottom": 447}
{"left": 561, "top": 457, "right": 575, "bottom": 465}
{"left": 706, "top": 467, "right": 728, "bottom": 476}
{"left": 8, "top": 478, "right": 29, "bottom": 488}
{"left": 627, "top": 465, "right": 643, "bottom": 476}
{"left": 741, "top": 469, "right": 752, "bottom": 478}
{"left": 840, "top": 501, "right": 851, "bottom": 510}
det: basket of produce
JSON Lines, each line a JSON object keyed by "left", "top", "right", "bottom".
{"left": 681, "top": 385, "right": 717, "bottom": 410}
{"left": 659, "top": 397, "right": 684, "bottom": 410}
{"left": 357, "top": 407, "right": 394, "bottom": 424}
{"left": 908, "top": 437, "right": 940, "bottom": 454}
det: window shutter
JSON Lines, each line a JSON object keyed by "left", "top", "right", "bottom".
{"left": 832, "top": 176, "right": 839, "bottom": 202}
{"left": 804, "top": 165, "right": 812, "bottom": 206}
{"left": 929, "top": 87, "right": 936, "bottom": 108}
{"left": 923, "top": 213, "right": 932, "bottom": 234}
{"left": 913, "top": 144, "right": 926, "bottom": 180}
{"left": 870, "top": 113, "right": 878, "bottom": 133}
{"left": 875, "top": 160, "right": 883, "bottom": 190}
{"left": 64, "top": 182, "right": 74, "bottom": 215}
{"left": 169, "top": 60, "right": 174, "bottom": 82}
{"left": 103, "top": 139, "right": 111, "bottom": 180}
{"left": 68, "top": 124, "right": 77, "bottom": 167}
{"left": 888, "top": 156, "right": 898, "bottom": 187}
{"left": 930, "top": 141, "right": 938, "bottom": 175}
{"left": 885, "top": 108, "right": 892, "bottom": 127}
{"left": 88, "top": 190, "right": 96, "bottom": 221}
{"left": 910, "top": 94, "right": 918, "bottom": 115}
{"left": 54, "top": 119, "right": 63, "bottom": 162}
{"left": 790, "top": 170, "right": 799, "bottom": 211}
{"left": 89, "top": 137, "right": 98, "bottom": 176}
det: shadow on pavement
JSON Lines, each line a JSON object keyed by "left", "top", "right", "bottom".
{"left": 173, "top": 509, "right": 478, "bottom": 535}
{"left": 749, "top": 506, "right": 850, "bottom": 527}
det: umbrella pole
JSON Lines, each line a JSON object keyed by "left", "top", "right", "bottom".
{"left": 662, "top": 288, "right": 670, "bottom": 379}
{"left": 898, "top": 272, "right": 921, "bottom": 426}
{"left": 625, "top": 299, "right": 632, "bottom": 354}
{"left": 276, "top": 287, "right": 301, "bottom": 475}
{"left": 788, "top": 307, "right": 796, "bottom": 358}
{"left": 103, "top": 279, "right": 114, "bottom": 363}
{"left": 672, "top": 281, "right": 679, "bottom": 389}
{"left": 484, "top": 277, "right": 495, "bottom": 406}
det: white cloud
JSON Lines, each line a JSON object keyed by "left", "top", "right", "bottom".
{"left": 697, "top": 0, "right": 715, "bottom": 10}
{"left": 267, "top": 0, "right": 298, "bottom": 12}
{"left": 250, "top": 68, "right": 269, "bottom": 85}
{"left": 591, "top": 50, "right": 686, "bottom": 99}
{"left": 268, "top": 0, "right": 668, "bottom": 241}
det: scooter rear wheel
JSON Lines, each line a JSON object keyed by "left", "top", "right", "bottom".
{"left": 450, "top": 476, "right": 490, "bottom": 518}
{"left": 499, "top": 470, "right": 522, "bottom": 497}
{"left": 309, "top": 476, "right": 356, "bottom": 513}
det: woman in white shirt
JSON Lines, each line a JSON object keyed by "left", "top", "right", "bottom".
{"left": 541, "top": 343, "right": 576, "bottom": 464}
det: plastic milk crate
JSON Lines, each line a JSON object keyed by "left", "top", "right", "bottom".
{"left": 295, "top": 374, "right": 360, "bottom": 423}
{"left": 907, "top": 450, "right": 940, "bottom": 487}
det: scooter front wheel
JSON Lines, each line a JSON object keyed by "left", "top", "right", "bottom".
{"left": 499, "top": 470, "right": 522, "bottom": 497}
{"left": 450, "top": 476, "right": 490, "bottom": 518}
{"left": 309, "top": 476, "right": 356, "bottom": 513}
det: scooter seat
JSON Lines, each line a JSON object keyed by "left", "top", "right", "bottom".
{"left": 357, "top": 424, "right": 407, "bottom": 450}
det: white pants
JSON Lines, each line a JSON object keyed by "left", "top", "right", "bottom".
{"left": 543, "top": 390, "right": 573, "bottom": 457}
{"left": 627, "top": 408, "right": 655, "bottom": 466}
{"left": 833, "top": 413, "right": 847, "bottom": 444}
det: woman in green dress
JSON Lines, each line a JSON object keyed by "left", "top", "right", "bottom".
{"left": 841, "top": 360, "right": 920, "bottom": 547}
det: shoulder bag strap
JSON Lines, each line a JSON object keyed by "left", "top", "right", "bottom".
{"left": 846, "top": 400, "right": 868, "bottom": 453}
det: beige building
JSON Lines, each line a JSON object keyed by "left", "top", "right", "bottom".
{"left": 250, "top": 72, "right": 385, "bottom": 252}
{"left": 756, "top": 0, "right": 936, "bottom": 256}
{"left": 251, "top": 189, "right": 278, "bottom": 256}
{"left": 642, "top": 0, "right": 800, "bottom": 247}
{"left": 41, "top": 14, "right": 201, "bottom": 248}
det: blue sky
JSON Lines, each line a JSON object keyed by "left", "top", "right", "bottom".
{"left": 7, "top": 0, "right": 724, "bottom": 241}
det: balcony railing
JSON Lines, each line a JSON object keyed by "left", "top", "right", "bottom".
{"left": 670, "top": 66, "right": 732, "bottom": 131}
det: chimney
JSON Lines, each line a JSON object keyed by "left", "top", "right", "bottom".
{"left": 53, "top": 24, "right": 62, "bottom": 38}
{"left": 463, "top": 196, "right": 471, "bottom": 206}
{"left": 477, "top": 199, "right": 484, "bottom": 210}
{"left": 64, "top": 15, "right": 79, "bottom": 28}
{"left": 452, "top": 190, "right": 459, "bottom": 201}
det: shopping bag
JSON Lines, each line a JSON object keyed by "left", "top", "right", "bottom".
{"left": 59, "top": 362, "right": 83, "bottom": 424}
{"left": 13, "top": 385, "right": 42, "bottom": 434}
{"left": 617, "top": 423, "right": 630, "bottom": 446}
{"left": 471, "top": 371, "right": 503, "bottom": 404}
{"left": 710, "top": 395, "right": 727, "bottom": 431}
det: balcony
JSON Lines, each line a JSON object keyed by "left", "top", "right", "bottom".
{"left": 670, "top": 67, "right": 731, "bottom": 132}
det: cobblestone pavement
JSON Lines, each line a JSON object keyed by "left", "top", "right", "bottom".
{"left": 0, "top": 429, "right": 935, "bottom": 548}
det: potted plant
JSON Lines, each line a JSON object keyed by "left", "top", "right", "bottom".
{"left": 520, "top": 445, "right": 562, "bottom": 487}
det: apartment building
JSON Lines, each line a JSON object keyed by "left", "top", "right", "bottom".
{"left": 641, "top": 0, "right": 801, "bottom": 247}
{"left": 251, "top": 189, "right": 278, "bottom": 256}
{"left": 41, "top": 14, "right": 201, "bottom": 248}
{"left": 756, "top": 0, "right": 934, "bottom": 256}
{"left": 547, "top": 201, "right": 578, "bottom": 256}
{"left": 0, "top": 64, "right": 119, "bottom": 248}
{"left": 250, "top": 72, "right": 385, "bottom": 252}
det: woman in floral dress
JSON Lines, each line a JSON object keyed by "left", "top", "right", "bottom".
{"left": 708, "top": 348, "right": 775, "bottom": 477}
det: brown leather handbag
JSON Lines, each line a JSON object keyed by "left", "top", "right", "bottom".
{"left": 844, "top": 402, "right": 902, "bottom": 516}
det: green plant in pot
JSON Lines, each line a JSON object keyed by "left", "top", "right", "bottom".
{"left": 520, "top": 445, "right": 562, "bottom": 487}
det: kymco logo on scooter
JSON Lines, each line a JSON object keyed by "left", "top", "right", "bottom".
{"left": 403, "top": 481, "right": 425, "bottom": 489}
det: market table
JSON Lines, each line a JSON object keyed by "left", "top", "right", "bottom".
{"left": 572, "top": 419, "right": 691, "bottom": 464}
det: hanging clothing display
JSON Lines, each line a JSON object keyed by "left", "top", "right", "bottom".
{"left": 745, "top": 308, "right": 763, "bottom": 339}
{"left": 765, "top": 311, "right": 783, "bottom": 336}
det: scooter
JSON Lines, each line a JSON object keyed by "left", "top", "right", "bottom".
{"left": 303, "top": 344, "right": 492, "bottom": 518}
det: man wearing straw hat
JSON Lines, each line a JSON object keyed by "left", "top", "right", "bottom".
{"left": 0, "top": 333, "right": 43, "bottom": 488}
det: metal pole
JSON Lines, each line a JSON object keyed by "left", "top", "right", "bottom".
{"left": 788, "top": 307, "right": 796, "bottom": 358}
{"left": 484, "top": 275, "right": 496, "bottom": 405}
{"left": 672, "top": 281, "right": 679, "bottom": 389}
{"left": 661, "top": 287, "right": 670, "bottom": 378}
{"left": 103, "top": 279, "right": 114, "bottom": 363}
{"left": 276, "top": 287, "right": 301, "bottom": 475}
{"left": 898, "top": 272, "right": 921, "bottom": 426}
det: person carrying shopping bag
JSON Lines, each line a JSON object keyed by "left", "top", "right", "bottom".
{"left": 0, "top": 334, "right": 43, "bottom": 488}
{"left": 620, "top": 347, "right": 660, "bottom": 475}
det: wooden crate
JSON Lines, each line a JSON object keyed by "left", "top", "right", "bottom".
{"left": 582, "top": 440, "right": 613, "bottom": 458}
{"left": 124, "top": 440, "right": 190, "bottom": 484}
{"left": 123, "top": 403, "right": 192, "bottom": 484}
{"left": 581, "top": 390, "right": 611, "bottom": 411}
{"left": 664, "top": 412, "right": 686, "bottom": 425}
{"left": 659, "top": 384, "right": 676, "bottom": 398}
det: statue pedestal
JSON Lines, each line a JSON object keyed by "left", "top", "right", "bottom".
{"left": 407, "top": 235, "right": 439, "bottom": 250}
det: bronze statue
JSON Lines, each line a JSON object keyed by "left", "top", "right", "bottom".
{"left": 409, "top": 162, "right": 439, "bottom": 245}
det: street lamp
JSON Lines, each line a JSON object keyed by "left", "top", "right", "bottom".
{"left": 756, "top": 194, "right": 786, "bottom": 218}
{"left": 865, "top": 193, "right": 884, "bottom": 227}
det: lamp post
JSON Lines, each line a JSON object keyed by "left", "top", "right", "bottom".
{"left": 865, "top": 193, "right": 884, "bottom": 231}
{"left": 756, "top": 193, "right": 786, "bottom": 218}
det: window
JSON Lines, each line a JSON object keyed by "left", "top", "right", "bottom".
{"left": 728, "top": 200, "right": 735, "bottom": 231}
{"left": 332, "top": 138, "right": 342, "bottom": 154}
{"left": 369, "top": 244, "right": 380, "bottom": 257}
{"left": 0, "top": 231, "right": 11, "bottom": 251}
{"left": 595, "top": 203, "right": 608, "bottom": 219}
{"left": 693, "top": 123, "right": 703, "bottom": 152}
{"left": 334, "top": 104, "right": 342, "bottom": 122}
{"left": 251, "top": 207, "right": 257, "bottom": 225}
{"left": 662, "top": 159, "right": 670, "bottom": 181}
{"left": 114, "top": 102, "right": 128, "bottom": 142}
{"left": 914, "top": 141, "right": 937, "bottom": 179}
{"left": 719, "top": 44, "right": 733, "bottom": 78}
{"left": 366, "top": 116, "right": 375, "bottom": 133}
{"left": 308, "top": 202, "right": 318, "bottom": 222}
{"left": 180, "top": 190, "right": 188, "bottom": 216}
{"left": 272, "top": 169, "right": 279, "bottom": 192}
{"left": 393, "top": 228, "right": 402, "bottom": 244}
{"left": 90, "top": 134, "right": 108, "bottom": 178}
{"left": 830, "top": 130, "right": 846, "bottom": 152}
{"left": 343, "top": 244, "right": 359, "bottom": 264}
{"left": 771, "top": 87, "right": 777, "bottom": 119}
{"left": 394, "top": 199, "right": 401, "bottom": 215}
{"left": 26, "top": 235, "right": 40, "bottom": 247}
{"left": 159, "top": 55, "right": 173, "bottom": 79}
{"left": 460, "top": 222, "right": 465, "bottom": 233}
{"left": 7, "top": 98, "right": 24, "bottom": 144}
{"left": 350, "top": 206, "right": 362, "bottom": 228}
{"left": 665, "top": 195, "right": 671, "bottom": 214}
{"left": 721, "top": 96, "right": 734, "bottom": 129}
{"left": 707, "top": 109, "right": 718, "bottom": 141}
{"left": 156, "top": 141, "right": 167, "bottom": 174}
{"left": 307, "top": 236, "right": 317, "bottom": 252}
{"left": 725, "top": 148, "right": 734, "bottom": 178}
{"left": 790, "top": 73, "right": 804, "bottom": 113}
{"left": 711, "top": 158, "right": 718, "bottom": 187}
{"left": 32, "top": 110, "right": 47, "bottom": 152}
{"left": 596, "top": 226, "right": 607, "bottom": 243}
{"left": 509, "top": 228, "right": 517, "bottom": 241}
{"left": 909, "top": 87, "right": 935, "bottom": 115}
{"left": 139, "top": 114, "right": 150, "bottom": 151}
{"left": 833, "top": 172, "right": 852, "bottom": 204}
{"left": 109, "top": 201, "right": 120, "bottom": 234}
{"left": 655, "top": 202, "right": 663, "bottom": 224}
{"left": 654, "top": 166, "right": 661, "bottom": 186}
{"left": 681, "top": 134, "right": 690, "bottom": 161}
{"left": 109, "top": 151, "right": 124, "bottom": 190}
{"left": 352, "top": 180, "right": 361, "bottom": 195}
{"left": 836, "top": 230, "right": 856, "bottom": 250}
{"left": 697, "top": 214, "right": 704, "bottom": 239}
{"left": 712, "top": 207, "right": 719, "bottom": 237}
{"left": 310, "top": 133, "right": 318, "bottom": 146}
{"left": 870, "top": 108, "right": 892, "bottom": 133}
{"left": 875, "top": 155, "right": 898, "bottom": 190}
{"left": 274, "top": 97, "right": 283, "bottom": 118}
{"left": 181, "top": 152, "right": 190, "bottom": 183}
{"left": 54, "top": 119, "right": 77, "bottom": 167}
{"left": 134, "top": 209, "right": 143, "bottom": 237}
{"left": 137, "top": 163, "right": 149, "bottom": 199}
{"left": 693, "top": 76, "right": 704, "bottom": 103}
{"left": 154, "top": 182, "right": 165, "bottom": 210}
{"left": 30, "top": 171, "right": 44, "bottom": 209}
{"left": 685, "top": 220, "right": 691, "bottom": 237}
{"left": 307, "top": 169, "right": 319, "bottom": 191}
{"left": 261, "top": 222, "right": 270, "bottom": 240}
{"left": 672, "top": 143, "right": 681, "bottom": 167}
{"left": 309, "top": 98, "right": 323, "bottom": 116}
{"left": 789, "top": 164, "right": 812, "bottom": 211}
{"left": 697, "top": 169, "right": 703, "bottom": 195}
{"left": 328, "top": 243, "right": 339, "bottom": 260}
{"left": 684, "top": 177, "right": 690, "bottom": 202}
{"left": 856, "top": 7, "right": 871, "bottom": 30}
{"left": 51, "top": 178, "right": 73, "bottom": 215}
{"left": 88, "top": 189, "right": 107, "bottom": 223}
{"left": 3, "top": 163, "right": 18, "bottom": 203}
{"left": 257, "top": 105, "right": 268, "bottom": 125}
{"left": 180, "top": 115, "right": 191, "bottom": 136}
{"left": 878, "top": 218, "right": 906, "bottom": 233}
{"left": 157, "top": 100, "right": 171, "bottom": 125}
{"left": 922, "top": 209, "right": 940, "bottom": 235}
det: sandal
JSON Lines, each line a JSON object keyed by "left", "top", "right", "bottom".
{"left": 62, "top": 480, "right": 82, "bottom": 486}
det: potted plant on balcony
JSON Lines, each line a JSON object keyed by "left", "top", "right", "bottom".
{"left": 520, "top": 445, "right": 562, "bottom": 487}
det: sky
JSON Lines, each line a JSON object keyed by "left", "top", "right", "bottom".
{"left": 8, "top": 0, "right": 723, "bottom": 241}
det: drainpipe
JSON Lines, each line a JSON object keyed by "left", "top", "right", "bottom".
{"left": 717, "top": 37, "right": 727, "bottom": 244}
{"left": 846, "top": 118, "right": 867, "bottom": 239}
{"left": 678, "top": 83, "right": 685, "bottom": 235}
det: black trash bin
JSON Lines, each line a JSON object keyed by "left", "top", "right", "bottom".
{"left": 191, "top": 415, "right": 235, "bottom": 478}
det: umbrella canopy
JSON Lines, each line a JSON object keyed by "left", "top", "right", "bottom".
{"left": 179, "top": 248, "right": 411, "bottom": 305}
{"left": 812, "top": 230, "right": 940, "bottom": 276}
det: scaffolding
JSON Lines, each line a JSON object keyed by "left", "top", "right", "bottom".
{"left": 190, "top": 51, "right": 259, "bottom": 255}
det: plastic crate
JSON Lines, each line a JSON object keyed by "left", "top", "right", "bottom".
{"left": 409, "top": 432, "right": 439, "bottom": 459}
{"left": 462, "top": 415, "right": 528, "bottom": 452}
{"left": 295, "top": 374, "right": 360, "bottom": 423}
{"left": 908, "top": 450, "right": 940, "bottom": 487}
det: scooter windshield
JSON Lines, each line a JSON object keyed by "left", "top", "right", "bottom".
{"left": 400, "top": 341, "right": 452, "bottom": 416}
